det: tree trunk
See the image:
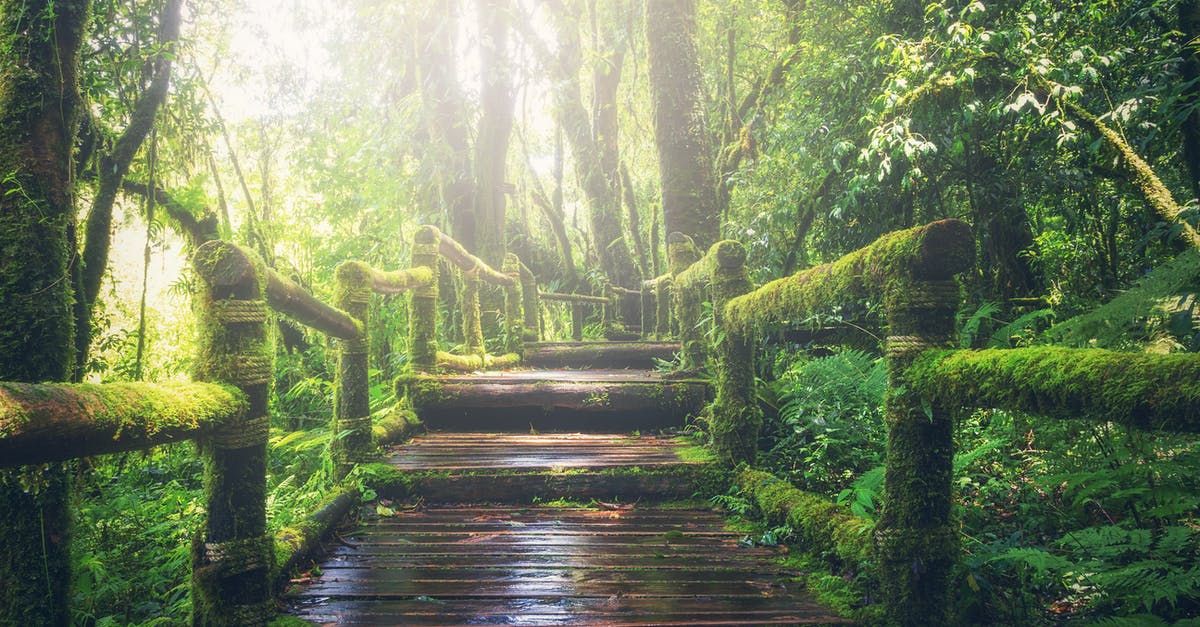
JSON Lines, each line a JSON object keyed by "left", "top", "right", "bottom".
{"left": 541, "top": 0, "right": 640, "bottom": 289}
{"left": 0, "top": 1, "right": 89, "bottom": 622}
{"left": 474, "top": 0, "right": 515, "bottom": 268}
{"left": 1180, "top": 0, "right": 1200, "bottom": 200}
{"left": 646, "top": 0, "right": 720, "bottom": 250}
{"left": 418, "top": 0, "right": 476, "bottom": 251}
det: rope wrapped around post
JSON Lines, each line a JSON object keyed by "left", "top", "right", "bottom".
{"left": 409, "top": 226, "right": 441, "bottom": 372}
{"left": 190, "top": 240, "right": 273, "bottom": 626}
{"left": 333, "top": 261, "right": 373, "bottom": 474}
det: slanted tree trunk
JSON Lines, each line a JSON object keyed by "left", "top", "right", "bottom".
{"left": 646, "top": 0, "right": 720, "bottom": 250}
{"left": 0, "top": 0, "right": 89, "bottom": 622}
{"left": 75, "top": 0, "right": 183, "bottom": 379}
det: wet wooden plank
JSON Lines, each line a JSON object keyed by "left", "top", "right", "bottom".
{"left": 284, "top": 505, "right": 846, "bottom": 625}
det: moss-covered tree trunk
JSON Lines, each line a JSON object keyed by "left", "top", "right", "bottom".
{"left": 708, "top": 242, "right": 756, "bottom": 463}
{"left": 0, "top": 1, "right": 88, "bottom": 622}
{"left": 646, "top": 0, "right": 720, "bottom": 250}
{"left": 191, "top": 241, "right": 273, "bottom": 626}
{"left": 877, "top": 278, "right": 961, "bottom": 626}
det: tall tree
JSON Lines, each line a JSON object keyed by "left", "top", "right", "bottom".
{"left": 521, "top": 0, "right": 640, "bottom": 288}
{"left": 0, "top": 0, "right": 89, "bottom": 621}
{"left": 417, "top": 0, "right": 476, "bottom": 250}
{"left": 646, "top": 0, "right": 720, "bottom": 250}
{"left": 474, "top": 0, "right": 516, "bottom": 267}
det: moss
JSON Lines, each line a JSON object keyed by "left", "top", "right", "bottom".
{"left": 434, "top": 350, "right": 521, "bottom": 372}
{"left": 735, "top": 469, "right": 874, "bottom": 570}
{"left": 724, "top": 219, "right": 972, "bottom": 337}
{"left": 0, "top": 381, "right": 245, "bottom": 452}
{"left": 502, "top": 254, "right": 525, "bottom": 354}
{"left": 408, "top": 226, "right": 441, "bottom": 372}
{"left": 372, "top": 406, "right": 421, "bottom": 445}
{"left": 908, "top": 346, "right": 1200, "bottom": 432}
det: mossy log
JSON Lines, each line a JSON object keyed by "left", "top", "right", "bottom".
{"left": 426, "top": 224, "right": 515, "bottom": 287}
{"left": 272, "top": 485, "right": 358, "bottom": 592}
{"left": 435, "top": 351, "right": 522, "bottom": 372}
{"left": 735, "top": 469, "right": 873, "bottom": 568}
{"left": 0, "top": 382, "right": 244, "bottom": 468}
{"left": 522, "top": 341, "right": 680, "bottom": 369}
{"left": 908, "top": 347, "right": 1200, "bottom": 432}
{"left": 372, "top": 407, "right": 422, "bottom": 446}
{"left": 724, "top": 219, "right": 973, "bottom": 335}
{"left": 264, "top": 267, "right": 360, "bottom": 339}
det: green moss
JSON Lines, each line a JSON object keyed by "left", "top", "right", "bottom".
{"left": 434, "top": 350, "right": 521, "bottom": 372}
{"left": 408, "top": 227, "right": 441, "bottom": 372}
{"left": 724, "top": 219, "right": 972, "bottom": 337}
{"left": 908, "top": 346, "right": 1200, "bottom": 432}
{"left": 0, "top": 381, "right": 245, "bottom": 442}
{"left": 735, "top": 469, "right": 873, "bottom": 569}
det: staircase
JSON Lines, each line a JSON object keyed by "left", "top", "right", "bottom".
{"left": 282, "top": 342, "right": 846, "bottom": 625}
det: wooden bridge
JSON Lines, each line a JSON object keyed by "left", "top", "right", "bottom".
{"left": 3, "top": 221, "right": 1199, "bottom": 625}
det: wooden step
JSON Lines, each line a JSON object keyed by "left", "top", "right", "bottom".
{"left": 522, "top": 341, "right": 679, "bottom": 369}
{"left": 282, "top": 505, "right": 849, "bottom": 625}
{"left": 376, "top": 433, "right": 720, "bottom": 503}
{"left": 402, "top": 370, "right": 708, "bottom": 432}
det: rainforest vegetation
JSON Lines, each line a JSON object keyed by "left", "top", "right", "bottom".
{"left": 2, "top": 0, "right": 1200, "bottom": 624}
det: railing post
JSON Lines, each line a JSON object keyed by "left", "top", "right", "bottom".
{"left": 503, "top": 253, "right": 524, "bottom": 354}
{"left": 460, "top": 267, "right": 484, "bottom": 360}
{"left": 571, "top": 302, "right": 584, "bottom": 341}
{"left": 667, "top": 232, "right": 700, "bottom": 341}
{"left": 519, "top": 262, "right": 540, "bottom": 342}
{"left": 707, "top": 241, "right": 756, "bottom": 463}
{"left": 655, "top": 277, "right": 672, "bottom": 339}
{"left": 641, "top": 280, "right": 656, "bottom": 340}
{"left": 410, "top": 226, "right": 440, "bottom": 372}
{"left": 191, "top": 241, "right": 273, "bottom": 626}
{"left": 877, "top": 272, "right": 964, "bottom": 624}
{"left": 334, "top": 261, "right": 372, "bottom": 474}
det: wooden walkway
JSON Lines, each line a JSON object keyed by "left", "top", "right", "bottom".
{"left": 283, "top": 359, "right": 846, "bottom": 625}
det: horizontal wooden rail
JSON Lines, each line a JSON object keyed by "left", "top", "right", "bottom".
{"left": 266, "top": 268, "right": 361, "bottom": 339}
{"left": 539, "top": 291, "right": 608, "bottom": 304}
{"left": 725, "top": 219, "right": 973, "bottom": 335}
{"left": 0, "top": 382, "right": 245, "bottom": 468}
{"left": 423, "top": 225, "right": 515, "bottom": 287}
{"left": 908, "top": 347, "right": 1200, "bottom": 433}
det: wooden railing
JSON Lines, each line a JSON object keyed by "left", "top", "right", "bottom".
{"left": 0, "top": 225, "right": 546, "bottom": 624}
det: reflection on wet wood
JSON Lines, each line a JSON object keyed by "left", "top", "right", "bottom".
{"left": 284, "top": 506, "right": 848, "bottom": 625}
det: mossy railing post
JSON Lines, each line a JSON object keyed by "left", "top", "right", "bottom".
{"left": 655, "top": 277, "right": 673, "bottom": 339}
{"left": 409, "top": 226, "right": 440, "bottom": 372}
{"left": 571, "top": 302, "right": 585, "bottom": 341}
{"left": 460, "top": 266, "right": 484, "bottom": 361}
{"left": 191, "top": 240, "right": 274, "bottom": 626}
{"left": 640, "top": 279, "right": 656, "bottom": 340}
{"left": 333, "top": 261, "right": 372, "bottom": 475}
{"left": 502, "top": 253, "right": 525, "bottom": 354}
{"left": 708, "top": 241, "right": 756, "bottom": 463}
{"left": 519, "top": 262, "right": 540, "bottom": 342}
{"left": 876, "top": 234, "right": 971, "bottom": 626}
{"left": 667, "top": 232, "right": 700, "bottom": 341}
